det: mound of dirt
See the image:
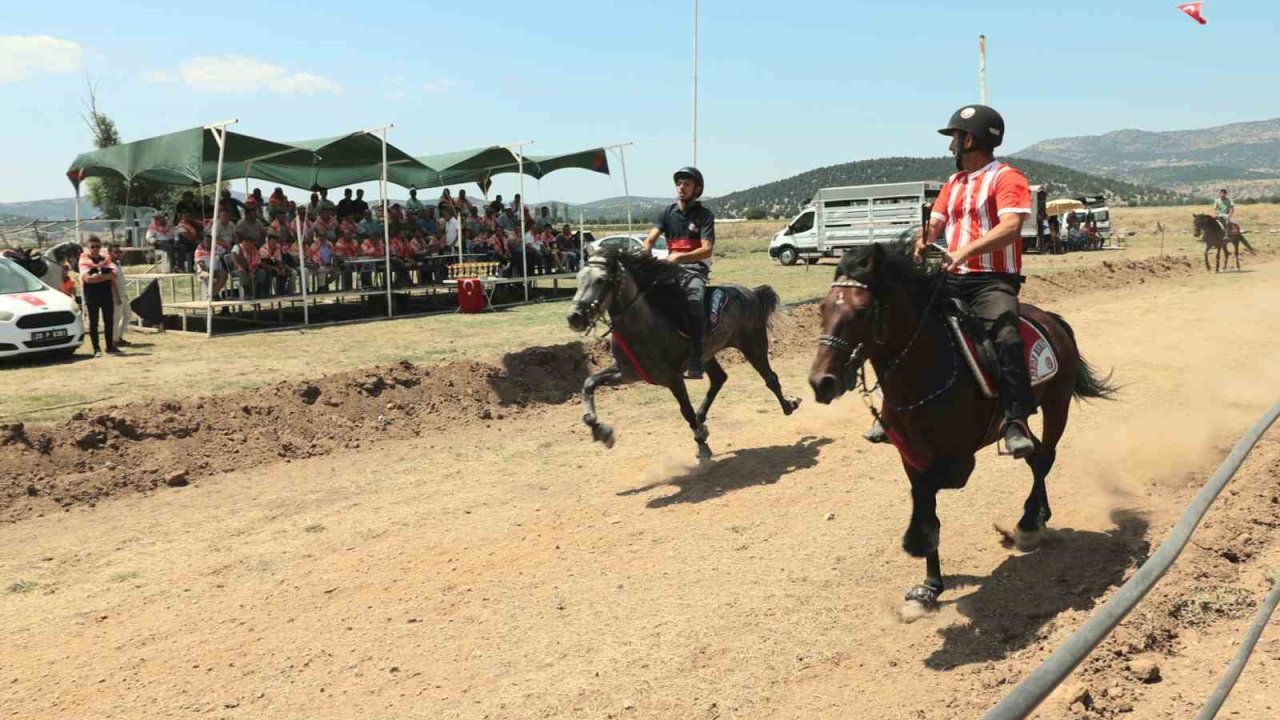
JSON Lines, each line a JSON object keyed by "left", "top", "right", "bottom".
{"left": 0, "top": 342, "right": 594, "bottom": 523}
{"left": 1023, "top": 256, "right": 1198, "bottom": 306}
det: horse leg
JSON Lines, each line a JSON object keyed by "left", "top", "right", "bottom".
{"left": 901, "top": 464, "right": 947, "bottom": 622}
{"left": 742, "top": 336, "right": 801, "bottom": 415}
{"left": 694, "top": 357, "right": 727, "bottom": 425}
{"left": 1235, "top": 240, "right": 1242, "bottom": 271}
{"left": 582, "top": 365, "right": 624, "bottom": 448}
{"left": 669, "top": 377, "right": 712, "bottom": 461}
{"left": 1204, "top": 245, "right": 1211, "bottom": 272}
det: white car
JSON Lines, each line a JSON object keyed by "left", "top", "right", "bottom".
{"left": 586, "top": 234, "right": 669, "bottom": 260}
{"left": 0, "top": 257, "right": 84, "bottom": 360}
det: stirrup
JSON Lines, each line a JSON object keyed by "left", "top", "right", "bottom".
{"left": 998, "top": 419, "right": 1036, "bottom": 458}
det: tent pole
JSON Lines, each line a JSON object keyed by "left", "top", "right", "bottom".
{"left": 296, "top": 213, "right": 309, "bottom": 326}
{"left": 519, "top": 150, "right": 528, "bottom": 301}
{"left": 202, "top": 118, "right": 238, "bottom": 338}
{"left": 380, "top": 126, "right": 393, "bottom": 318}
{"left": 74, "top": 182, "right": 81, "bottom": 245}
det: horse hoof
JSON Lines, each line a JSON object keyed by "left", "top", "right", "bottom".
{"left": 1015, "top": 527, "right": 1044, "bottom": 552}
{"left": 900, "top": 585, "right": 940, "bottom": 623}
{"left": 696, "top": 442, "right": 713, "bottom": 464}
{"left": 784, "top": 397, "right": 801, "bottom": 416}
{"left": 592, "top": 424, "right": 615, "bottom": 448}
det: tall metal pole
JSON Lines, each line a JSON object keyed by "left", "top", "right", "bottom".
{"left": 203, "top": 118, "right": 238, "bottom": 339}
{"left": 359, "top": 123, "right": 394, "bottom": 318}
{"left": 979, "top": 34, "right": 988, "bottom": 104}
{"left": 501, "top": 141, "right": 534, "bottom": 302}
{"left": 73, "top": 183, "right": 81, "bottom": 246}
{"left": 692, "top": 0, "right": 699, "bottom": 164}
{"left": 295, "top": 212, "right": 309, "bottom": 326}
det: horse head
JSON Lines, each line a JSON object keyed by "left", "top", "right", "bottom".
{"left": 567, "top": 251, "right": 626, "bottom": 332}
{"left": 809, "top": 241, "right": 933, "bottom": 404}
{"left": 46, "top": 241, "right": 83, "bottom": 266}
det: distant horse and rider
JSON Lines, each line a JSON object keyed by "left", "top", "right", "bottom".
{"left": 1, "top": 240, "right": 81, "bottom": 293}
{"left": 1192, "top": 213, "right": 1254, "bottom": 272}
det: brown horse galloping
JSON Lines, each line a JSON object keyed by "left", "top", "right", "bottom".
{"left": 808, "top": 242, "right": 1116, "bottom": 622}
{"left": 1193, "top": 213, "right": 1255, "bottom": 272}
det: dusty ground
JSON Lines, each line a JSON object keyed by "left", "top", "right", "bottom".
{"left": 2, "top": 234, "right": 1279, "bottom": 718}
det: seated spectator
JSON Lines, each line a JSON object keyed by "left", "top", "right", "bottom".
{"left": 360, "top": 232, "right": 386, "bottom": 287}
{"left": 556, "top": 225, "right": 580, "bottom": 271}
{"left": 417, "top": 207, "right": 439, "bottom": 237}
{"left": 489, "top": 194, "right": 505, "bottom": 215}
{"left": 174, "top": 211, "right": 203, "bottom": 272}
{"left": 146, "top": 211, "right": 181, "bottom": 271}
{"left": 312, "top": 207, "right": 340, "bottom": 243}
{"left": 233, "top": 235, "right": 268, "bottom": 299}
{"left": 466, "top": 207, "right": 484, "bottom": 240}
{"left": 235, "top": 206, "right": 266, "bottom": 248}
{"left": 389, "top": 231, "right": 414, "bottom": 286}
{"left": 405, "top": 188, "right": 424, "bottom": 213}
{"left": 332, "top": 232, "right": 360, "bottom": 290}
{"left": 306, "top": 233, "right": 335, "bottom": 290}
{"left": 268, "top": 187, "right": 288, "bottom": 213}
{"left": 352, "top": 189, "right": 369, "bottom": 218}
{"left": 338, "top": 213, "right": 360, "bottom": 241}
{"left": 194, "top": 219, "right": 235, "bottom": 301}
{"left": 259, "top": 232, "right": 294, "bottom": 295}
{"left": 268, "top": 208, "right": 297, "bottom": 246}
{"left": 497, "top": 207, "right": 516, "bottom": 233}
{"left": 307, "top": 192, "right": 321, "bottom": 219}
{"left": 511, "top": 193, "right": 523, "bottom": 218}
{"left": 358, "top": 208, "right": 383, "bottom": 238}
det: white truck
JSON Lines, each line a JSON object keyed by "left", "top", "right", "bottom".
{"left": 768, "top": 181, "right": 942, "bottom": 265}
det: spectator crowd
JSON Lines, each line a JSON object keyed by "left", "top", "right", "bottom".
{"left": 146, "top": 186, "right": 581, "bottom": 301}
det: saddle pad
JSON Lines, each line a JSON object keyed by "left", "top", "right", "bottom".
{"left": 947, "top": 316, "right": 1059, "bottom": 399}
{"left": 705, "top": 287, "right": 728, "bottom": 333}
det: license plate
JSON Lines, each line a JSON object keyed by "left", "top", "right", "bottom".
{"left": 31, "top": 329, "right": 68, "bottom": 342}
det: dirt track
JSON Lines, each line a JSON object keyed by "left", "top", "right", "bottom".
{"left": 3, "top": 257, "right": 1280, "bottom": 719}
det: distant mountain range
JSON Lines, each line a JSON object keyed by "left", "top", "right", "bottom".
{"left": 1012, "top": 117, "right": 1280, "bottom": 199}
{"left": 0, "top": 197, "right": 99, "bottom": 222}
{"left": 703, "top": 157, "right": 1178, "bottom": 219}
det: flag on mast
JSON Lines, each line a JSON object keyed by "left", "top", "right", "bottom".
{"left": 1178, "top": 2, "right": 1208, "bottom": 25}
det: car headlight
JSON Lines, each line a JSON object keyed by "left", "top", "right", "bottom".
{"left": 0, "top": 310, "right": 13, "bottom": 322}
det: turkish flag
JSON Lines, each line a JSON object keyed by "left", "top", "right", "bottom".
{"left": 1178, "top": 2, "right": 1207, "bottom": 24}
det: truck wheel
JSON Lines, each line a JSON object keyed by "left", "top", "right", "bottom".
{"left": 777, "top": 246, "right": 799, "bottom": 266}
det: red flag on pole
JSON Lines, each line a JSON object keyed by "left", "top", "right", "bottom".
{"left": 1178, "top": 2, "right": 1207, "bottom": 24}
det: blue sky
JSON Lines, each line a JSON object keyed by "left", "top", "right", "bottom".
{"left": 2, "top": 0, "right": 1277, "bottom": 206}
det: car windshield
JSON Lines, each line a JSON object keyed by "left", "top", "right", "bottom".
{"left": 600, "top": 237, "right": 636, "bottom": 250}
{"left": 0, "top": 259, "right": 47, "bottom": 294}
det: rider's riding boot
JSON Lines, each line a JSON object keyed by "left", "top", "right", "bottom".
{"left": 684, "top": 301, "right": 706, "bottom": 380}
{"left": 996, "top": 340, "right": 1038, "bottom": 459}
{"left": 863, "top": 418, "right": 889, "bottom": 444}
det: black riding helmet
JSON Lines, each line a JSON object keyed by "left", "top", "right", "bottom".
{"left": 673, "top": 166, "right": 705, "bottom": 199}
{"left": 938, "top": 104, "right": 1005, "bottom": 148}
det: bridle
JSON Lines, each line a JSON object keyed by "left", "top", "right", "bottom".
{"left": 574, "top": 256, "right": 646, "bottom": 337}
{"left": 819, "top": 271, "right": 957, "bottom": 415}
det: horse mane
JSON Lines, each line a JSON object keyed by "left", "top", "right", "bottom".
{"left": 599, "top": 246, "right": 689, "bottom": 290}
{"left": 835, "top": 240, "right": 941, "bottom": 309}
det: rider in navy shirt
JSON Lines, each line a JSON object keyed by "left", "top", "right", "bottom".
{"left": 644, "top": 167, "right": 715, "bottom": 379}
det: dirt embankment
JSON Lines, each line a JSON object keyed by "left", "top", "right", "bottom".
{"left": 0, "top": 254, "right": 1243, "bottom": 523}
{"left": 1, "top": 344, "right": 599, "bottom": 522}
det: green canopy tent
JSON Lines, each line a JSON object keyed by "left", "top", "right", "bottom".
{"left": 387, "top": 144, "right": 614, "bottom": 293}
{"left": 66, "top": 121, "right": 307, "bottom": 337}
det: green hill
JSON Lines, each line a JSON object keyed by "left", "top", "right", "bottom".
{"left": 705, "top": 156, "right": 1180, "bottom": 219}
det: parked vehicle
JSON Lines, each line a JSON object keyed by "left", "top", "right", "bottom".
{"left": 585, "top": 233, "right": 669, "bottom": 260}
{"left": 1063, "top": 194, "right": 1112, "bottom": 240}
{"left": 768, "top": 181, "right": 942, "bottom": 265}
{"left": 0, "top": 257, "right": 84, "bottom": 360}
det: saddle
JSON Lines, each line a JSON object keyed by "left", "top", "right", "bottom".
{"left": 665, "top": 286, "right": 729, "bottom": 339}
{"left": 943, "top": 299, "right": 1058, "bottom": 399}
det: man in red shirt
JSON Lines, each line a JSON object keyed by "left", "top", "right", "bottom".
{"left": 867, "top": 105, "right": 1036, "bottom": 457}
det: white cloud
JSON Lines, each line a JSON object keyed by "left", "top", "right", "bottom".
{"left": 384, "top": 89, "right": 408, "bottom": 101}
{"left": 178, "top": 55, "right": 342, "bottom": 94}
{"left": 421, "top": 79, "right": 454, "bottom": 93}
{"left": 143, "top": 69, "right": 178, "bottom": 84}
{"left": 0, "top": 35, "right": 82, "bottom": 83}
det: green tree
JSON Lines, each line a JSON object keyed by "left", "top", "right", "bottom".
{"left": 744, "top": 207, "right": 767, "bottom": 220}
{"left": 81, "top": 85, "right": 171, "bottom": 219}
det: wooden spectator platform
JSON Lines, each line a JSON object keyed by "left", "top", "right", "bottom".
{"left": 160, "top": 271, "right": 578, "bottom": 332}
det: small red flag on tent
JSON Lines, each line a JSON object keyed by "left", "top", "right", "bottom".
{"left": 1178, "top": 2, "right": 1207, "bottom": 24}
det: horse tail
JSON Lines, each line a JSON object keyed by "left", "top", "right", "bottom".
{"left": 1047, "top": 312, "right": 1119, "bottom": 401}
{"left": 1239, "top": 234, "right": 1256, "bottom": 255}
{"left": 752, "top": 285, "right": 780, "bottom": 327}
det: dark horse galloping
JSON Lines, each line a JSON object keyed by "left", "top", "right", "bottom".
{"left": 567, "top": 248, "right": 801, "bottom": 460}
{"left": 1193, "top": 213, "right": 1255, "bottom": 272}
{"left": 808, "top": 242, "right": 1115, "bottom": 621}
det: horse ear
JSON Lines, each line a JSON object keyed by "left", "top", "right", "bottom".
{"left": 867, "top": 242, "right": 886, "bottom": 277}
